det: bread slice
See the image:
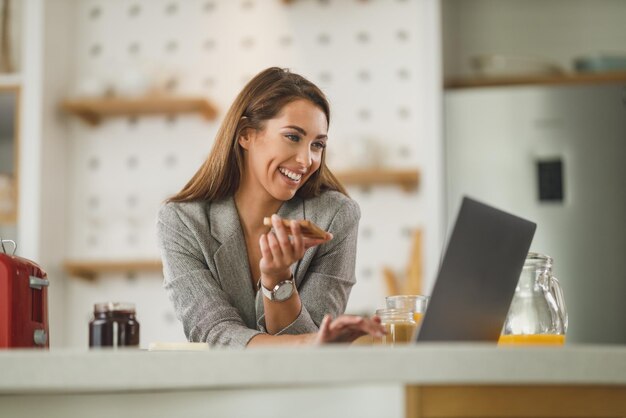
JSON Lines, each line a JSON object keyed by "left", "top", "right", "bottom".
{"left": 263, "top": 217, "right": 328, "bottom": 240}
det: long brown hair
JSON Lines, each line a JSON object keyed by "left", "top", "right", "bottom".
{"left": 168, "top": 67, "right": 347, "bottom": 203}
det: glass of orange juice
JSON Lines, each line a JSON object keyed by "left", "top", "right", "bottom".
{"left": 374, "top": 308, "right": 417, "bottom": 345}
{"left": 385, "top": 295, "right": 429, "bottom": 325}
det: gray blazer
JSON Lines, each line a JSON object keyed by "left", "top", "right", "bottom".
{"left": 156, "top": 190, "right": 360, "bottom": 347}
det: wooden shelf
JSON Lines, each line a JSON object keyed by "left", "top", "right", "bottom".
{"left": 445, "top": 71, "right": 626, "bottom": 89}
{"left": 0, "top": 213, "right": 17, "bottom": 225}
{"left": 334, "top": 168, "right": 419, "bottom": 192}
{"left": 60, "top": 96, "right": 218, "bottom": 126}
{"left": 64, "top": 260, "right": 163, "bottom": 280}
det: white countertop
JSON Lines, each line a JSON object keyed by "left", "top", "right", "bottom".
{"left": 1, "top": 344, "right": 625, "bottom": 394}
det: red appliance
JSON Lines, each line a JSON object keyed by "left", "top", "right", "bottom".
{"left": 0, "top": 239, "right": 49, "bottom": 348}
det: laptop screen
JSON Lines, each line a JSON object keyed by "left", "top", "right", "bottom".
{"left": 416, "top": 197, "right": 536, "bottom": 342}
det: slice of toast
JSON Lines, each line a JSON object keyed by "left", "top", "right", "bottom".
{"left": 263, "top": 217, "right": 328, "bottom": 240}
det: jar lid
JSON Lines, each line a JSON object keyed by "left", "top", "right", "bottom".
{"left": 375, "top": 308, "right": 415, "bottom": 322}
{"left": 94, "top": 302, "right": 136, "bottom": 314}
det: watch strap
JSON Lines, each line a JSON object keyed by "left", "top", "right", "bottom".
{"left": 260, "top": 275, "right": 295, "bottom": 301}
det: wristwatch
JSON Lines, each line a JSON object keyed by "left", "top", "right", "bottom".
{"left": 261, "top": 276, "right": 295, "bottom": 302}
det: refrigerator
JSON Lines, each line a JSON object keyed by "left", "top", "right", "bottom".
{"left": 444, "top": 83, "right": 626, "bottom": 344}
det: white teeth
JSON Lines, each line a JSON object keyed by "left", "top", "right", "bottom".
{"left": 279, "top": 167, "right": 302, "bottom": 181}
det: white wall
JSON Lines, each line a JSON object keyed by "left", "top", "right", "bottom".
{"left": 23, "top": 0, "right": 444, "bottom": 348}
{"left": 16, "top": 0, "right": 75, "bottom": 347}
{"left": 38, "top": 0, "right": 76, "bottom": 349}
{"left": 0, "top": 0, "right": 22, "bottom": 243}
{"left": 442, "top": 0, "right": 626, "bottom": 77}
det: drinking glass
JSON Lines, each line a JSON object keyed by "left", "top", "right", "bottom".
{"left": 375, "top": 308, "right": 417, "bottom": 345}
{"left": 385, "top": 295, "right": 429, "bottom": 325}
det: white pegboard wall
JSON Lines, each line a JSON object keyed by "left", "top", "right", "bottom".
{"left": 64, "top": 0, "right": 435, "bottom": 345}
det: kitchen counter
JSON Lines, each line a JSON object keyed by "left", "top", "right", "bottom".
{"left": 1, "top": 344, "right": 625, "bottom": 418}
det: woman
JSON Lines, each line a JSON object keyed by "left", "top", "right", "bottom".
{"left": 157, "top": 67, "right": 384, "bottom": 347}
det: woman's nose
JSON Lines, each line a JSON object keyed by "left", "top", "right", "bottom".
{"left": 295, "top": 145, "right": 312, "bottom": 168}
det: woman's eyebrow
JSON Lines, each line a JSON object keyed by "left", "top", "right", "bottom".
{"left": 282, "top": 125, "right": 328, "bottom": 139}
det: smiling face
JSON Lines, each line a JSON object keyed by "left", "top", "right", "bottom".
{"left": 238, "top": 99, "right": 328, "bottom": 203}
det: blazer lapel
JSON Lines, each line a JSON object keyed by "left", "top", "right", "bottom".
{"left": 210, "top": 197, "right": 257, "bottom": 326}
{"left": 276, "top": 196, "right": 304, "bottom": 227}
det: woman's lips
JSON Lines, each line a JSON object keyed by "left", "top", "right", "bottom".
{"left": 278, "top": 168, "right": 302, "bottom": 186}
{"left": 278, "top": 167, "right": 304, "bottom": 181}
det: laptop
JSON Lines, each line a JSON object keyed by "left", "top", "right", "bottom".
{"left": 416, "top": 197, "right": 536, "bottom": 342}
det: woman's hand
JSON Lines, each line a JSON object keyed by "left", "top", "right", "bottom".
{"left": 312, "top": 315, "right": 385, "bottom": 344}
{"left": 259, "top": 214, "right": 332, "bottom": 283}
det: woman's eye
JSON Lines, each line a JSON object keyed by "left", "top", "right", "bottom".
{"left": 285, "top": 134, "right": 300, "bottom": 142}
{"left": 312, "top": 142, "right": 326, "bottom": 150}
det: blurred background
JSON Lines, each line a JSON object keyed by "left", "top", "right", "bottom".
{"left": 0, "top": 0, "right": 624, "bottom": 348}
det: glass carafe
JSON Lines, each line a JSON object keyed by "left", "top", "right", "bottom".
{"left": 499, "top": 253, "right": 568, "bottom": 346}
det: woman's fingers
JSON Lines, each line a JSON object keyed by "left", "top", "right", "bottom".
{"left": 266, "top": 214, "right": 332, "bottom": 253}
{"left": 329, "top": 315, "right": 385, "bottom": 339}
{"left": 328, "top": 315, "right": 363, "bottom": 332}
{"left": 338, "top": 329, "right": 367, "bottom": 343}
{"left": 266, "top": 231, "right": 285, "bottom": 263}
{"left": 270, "top": 214, "right": 293, "bottom": 262}
{"left": 363, "top": 318, "right": 386, "bottom": 337}
{"left": 314, "top": 315, "right": 387, "bottom": 345}
{"left": 290, "top": 220, "right": 305, "bottom": 258}
{"left": 259, "top": 234, "right": 273, "bottom": 263}
{"left": 315, "top": 314, "right": 332, "bottom": 345}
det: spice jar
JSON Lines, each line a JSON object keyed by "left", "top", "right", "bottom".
{"left": 89, "top": 302, "right": 140, "bottom": 348}
{"left": 375, "top": 308, "right": 417, "bottom": 345}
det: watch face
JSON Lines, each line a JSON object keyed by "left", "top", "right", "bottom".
{"left": 274, "top": 281, "right": 294, "bottom": 301}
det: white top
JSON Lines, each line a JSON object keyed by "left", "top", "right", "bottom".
{"left": 1, "top": 344, "right": 625, "bottom": 394}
